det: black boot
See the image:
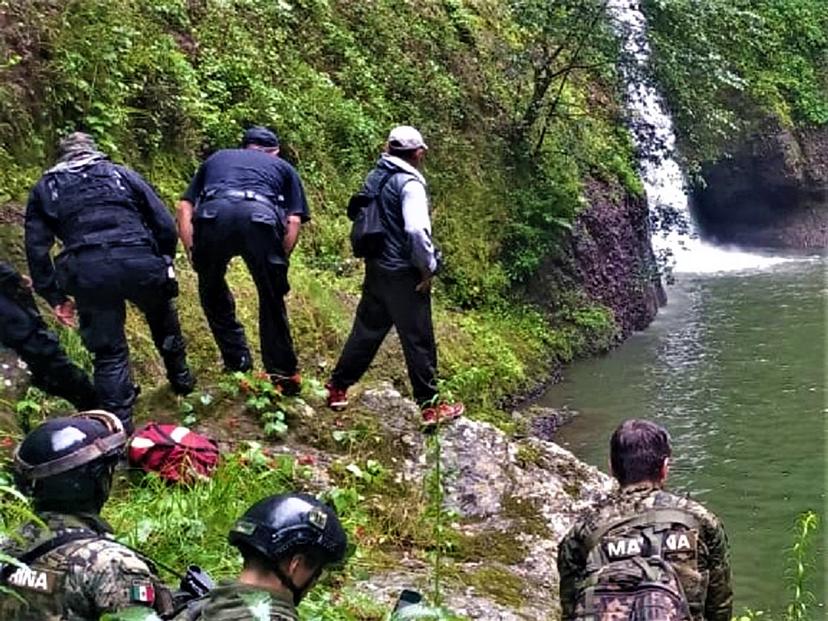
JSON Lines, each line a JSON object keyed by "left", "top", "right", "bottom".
{"left": 223, "top": 351, "right": 252, "bottom": 374}
{"left": 161, "top": 336, "right": 196, "bottom": 395}
{"left": 167, "top": 360, "right": 196, "bottom": 395}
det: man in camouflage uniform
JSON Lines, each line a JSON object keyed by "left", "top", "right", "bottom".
{"left": 0, "top": 410, "right": 172, "bottom": 620}
{"left": 557, "top": 419, "right": 732, "bottom": 621}
{"left": 167, "top": 492, "right": 348, "bottom": 620}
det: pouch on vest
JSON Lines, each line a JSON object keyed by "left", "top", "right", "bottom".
{"left": 348, "top": 173, "right": 396, "bottom": 259}
{"left": 573, "top": 508, "right": 697, "bottom": 621}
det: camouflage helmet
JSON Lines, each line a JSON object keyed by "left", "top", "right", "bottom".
{"left": 14, "top": 410, "right": 126, "bottom": 512}
{"left": 229, "top": 492, "right": 348, "bottom": 567}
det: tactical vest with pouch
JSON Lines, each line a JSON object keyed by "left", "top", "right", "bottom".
{"left": 46, "top": 162, "right": 153, "bottom": 252}
{"left": 0, "top": 526, "right": 173, "bottom": 620}
{"left": 574, "top": 508, "right": 698, "bottom": 621}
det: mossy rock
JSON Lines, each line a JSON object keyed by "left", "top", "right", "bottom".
{"left": 450, "top": 526, "right": 528, "bottom": 565}
{"left": 502, "top": 494, "right": 551, "bottom": 539}
{"left": 463, "top": 565, "right": 525, "bottom": 608}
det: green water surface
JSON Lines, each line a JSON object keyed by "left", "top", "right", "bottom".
{"left": 544, "top": 259, "right": 826, "bottom": 615}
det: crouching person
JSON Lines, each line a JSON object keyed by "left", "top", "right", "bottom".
{"left": 0, "top": 411, "right": 174, "bottom": 620}
{"left": 172, "top": 492, "right": 348, "bottom": 620}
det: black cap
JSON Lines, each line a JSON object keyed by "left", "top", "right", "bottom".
{"left": 241, "top": 126, "right": 280, "bottom": 148}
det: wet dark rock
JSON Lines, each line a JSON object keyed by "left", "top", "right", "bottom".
{"left": 526, "top": 406, "right": 577, "bottom": 442}
{"left": 693, "top": 123, "right": 828, "bottom": 249}
{"left": 527, "top": 177, "right": 665, "bottom": 340}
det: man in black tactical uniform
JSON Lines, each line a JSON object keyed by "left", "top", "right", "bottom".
{"left": 25, "top": 132, "right": 195, "bottom": 432}
{"left": 0, "top": 260, "right": 96, "bottom": 409}
{"left": 0, "top": 410, "right": 172, "bottom": 620}
{"left": 177, "top": 127, "right": 310, "bottom": 395}
{"left": 169, "top": 492, "right": 348, "bottom": 620}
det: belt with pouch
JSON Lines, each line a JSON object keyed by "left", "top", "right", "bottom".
{"left": 200, "top": 189, "right": 277, "bottom": 211}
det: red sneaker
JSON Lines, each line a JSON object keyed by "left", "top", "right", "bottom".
{"left": 326, "top": 383, "right": 349, "bottom": 411}
{"left": 271, "top": 373, "right": 302, "bottom": 397}
{"left": 421, "top": 402, "right": 465, "bottom": 429}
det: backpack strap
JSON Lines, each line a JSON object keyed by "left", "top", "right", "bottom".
{"left": 583, "top": 508, "right": 699, "bottom": 555}
{"left": 0, "top": 528, "right": 100, "bottom": 581}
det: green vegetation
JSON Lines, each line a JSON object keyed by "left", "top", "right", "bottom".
{"left": 643, "top": 0, "right": 828, "bottom": 167}
{"left": 733, "top": 512, "right": 822, "bottom": 621}
{"left": 0, "top": 391, "right": 464, "bottom": 618}
{"left": 0, "top": 0, "right": 631, "bottom": 419}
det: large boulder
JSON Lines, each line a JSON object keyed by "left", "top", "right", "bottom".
{"left": 358, "top": 384, "right": 614, "bottom": 619}
{"left": 692, "top": 123, "right": 828, "bottom": 249}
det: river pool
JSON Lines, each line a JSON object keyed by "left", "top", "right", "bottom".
{"left": 544, "top": 257, "right": 826, "bottom": 615}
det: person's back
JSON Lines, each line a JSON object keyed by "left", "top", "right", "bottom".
{"left": 29, "top": 159, "right": 155, "bottom": 253}
{"left": 172, "top": 582, "right": 297, "bottom": 620}
{"left": 557, "top": 420, "right": 732, "bottom": 621}
{"left": 361, "top": 155, "right": 423, "bottom": 273}
{"left": 0, "top": 513, "right": 158, "bottom": 621}
{"left": 188, "top": 148, "right": 300, "bottom": 209}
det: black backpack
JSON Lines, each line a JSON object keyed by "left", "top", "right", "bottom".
{"left": 573, "top": 508, "right": 697, "bottom": 621}
{"left": 347, "top": 172, "right": 397, "bottom": 259}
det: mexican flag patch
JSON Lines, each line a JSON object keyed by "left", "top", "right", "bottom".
{"left": 130, "top": 581, "right": 156, "bottom": 604}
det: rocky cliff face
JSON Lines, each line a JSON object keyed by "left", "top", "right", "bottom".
{"left": 529, "top": 178, "right": 665, "bottom": 341}
{"left": 692, "top": 123, "right": 828, "bottom": 249}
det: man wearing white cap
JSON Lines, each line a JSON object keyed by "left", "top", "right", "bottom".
{"left": 326, "top": 126, "right": 464, "bottom": 428}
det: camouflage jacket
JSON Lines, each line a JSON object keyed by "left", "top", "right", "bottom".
{"left": 0, "top": 512, "right": 163, "bottom": 621}
{"left": 169, "top": 581, "right": 299, "bottom": 621}
{"left": 557, "top": 483, "right": 732, "bottom": 621}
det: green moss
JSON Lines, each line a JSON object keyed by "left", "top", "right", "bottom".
{"left": 464, "top": 565, "right": 525, "bottom": 608}
{"left": 502, "top": 494, "right": 551, "bottom": 539}
{"left": 451, "top": 529, "right": 528, "bottom": 565}
{"left": 515, "top": 442, "right": 544, "bottom": 469}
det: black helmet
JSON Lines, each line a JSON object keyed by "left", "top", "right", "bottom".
{"left": 13, "top": 410, "right": 126, "bottom": 513}
{"left": 229, "top": 492, "right": 348, "bottom": 603}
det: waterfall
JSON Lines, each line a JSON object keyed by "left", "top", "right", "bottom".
{"left": 606, "top": 0, "right": 789, "bottom": 273}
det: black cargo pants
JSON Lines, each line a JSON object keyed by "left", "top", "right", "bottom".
{"left": 0, "top": 287, "right": 97, "bottom": 409}
{"left": 56, "top": 245, "right": 188, "bottom": 425}
{"left": 331, "top": 263, "right": 437, "bottom": 406}
{"left": 192, "top": 199, "right": 298, "bottom": 377}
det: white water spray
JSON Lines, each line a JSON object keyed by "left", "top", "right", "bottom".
{"left": 607, "top": 0, "right": 789, "bottom": 273}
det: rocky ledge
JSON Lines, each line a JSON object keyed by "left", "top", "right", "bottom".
{"left": 350, "top": 383, "right": 613, "bottom": 619}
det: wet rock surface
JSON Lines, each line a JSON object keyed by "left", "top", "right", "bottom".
{"left": 693, "top": 123, "right": 828, "bottom": 249}
{"left": 528, "top": 177, "right": 665, "bottom": 341}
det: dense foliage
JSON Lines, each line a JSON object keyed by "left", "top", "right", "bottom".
{"left": 643, "top": 0, "right": 828, "bottom": 166}
{"left": 0, "top": 0, "right": 639, "bottom": 299}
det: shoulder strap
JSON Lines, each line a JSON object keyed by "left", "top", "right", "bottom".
{"left": 0, "top": 528, "right": 100, "bottom": 581}
{"left": 583, "top": 508, "right": 699, "bottom": 554}
{"left": 373, "top": 170, "right": 400, "bottom": 197}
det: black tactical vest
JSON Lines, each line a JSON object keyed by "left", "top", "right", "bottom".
{"left": 362, "top": 161, "right": 418, "bottom": 272}
{"left": 44, "top": 162, "right": 153, "bottom": 251}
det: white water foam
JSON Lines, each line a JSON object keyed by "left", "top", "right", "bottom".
{"left": 606, "top": 0, "right": 791, "bottom": 274}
